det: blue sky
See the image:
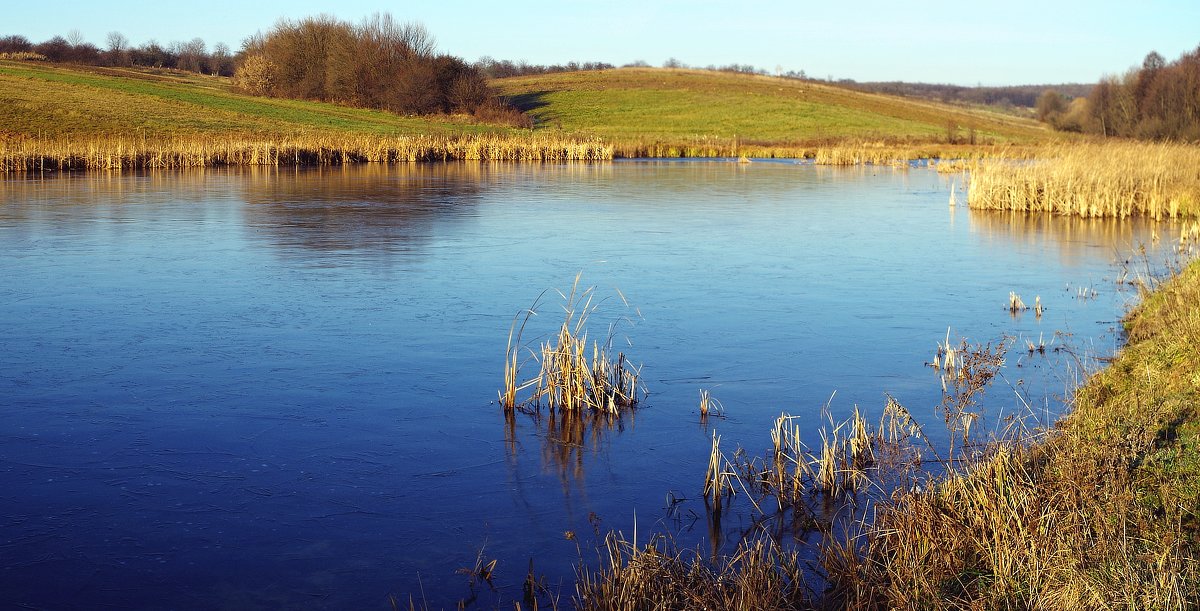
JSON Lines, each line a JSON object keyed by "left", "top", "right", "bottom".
{"left": 6, "top": 0, "right": 1198, "bottom": 85}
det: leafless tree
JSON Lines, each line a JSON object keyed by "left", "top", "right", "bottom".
{"left": 105, "top": 31, "right": 130, "bottom": 66}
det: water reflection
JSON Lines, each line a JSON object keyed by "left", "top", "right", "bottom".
{"left": 0, "top": 162, "right": 1180, "bottom": 609}
{"left": 239, "top": 164, "right": 490, "bottom": 263}
{"left": 966, "top": 209, "right": 1163, "bottom": 267}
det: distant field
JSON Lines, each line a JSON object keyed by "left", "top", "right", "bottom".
{"left": 0, "top": 61, "right": 509, "bottom": 139}
{"left": 496, "top": 68, "right": 1052, "bottom": 145}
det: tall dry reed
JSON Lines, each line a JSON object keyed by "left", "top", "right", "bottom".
{"left": 0, "top": 132, "right": 613, "bottom": 172}
{"left": 500, "top": 275, "right": 643, "bottom": 416}
{"left": 967, "top": 141, "right": 1200, "bottom": 219}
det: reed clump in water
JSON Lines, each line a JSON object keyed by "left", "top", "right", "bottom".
{"left": 499, "top": 276, "right": 644, "bottom": 417}
{"left": 1008, "top": 291, "right": 1027, "bottom": 314}
{"left": 967, "top": 141, "right": 1200, "bottom": 219}
{"left": 0, "top": 132, "right": 613, "bottom": 172}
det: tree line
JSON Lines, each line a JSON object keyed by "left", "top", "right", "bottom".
{"left": 0, "top": 32, "right": 235, "bottom": 75}
{"left": 1037, "top": 45, "right": 1200, "bottom": 140}
{"left": 1089, "top": 47, "right": 1200, "bottom": 140}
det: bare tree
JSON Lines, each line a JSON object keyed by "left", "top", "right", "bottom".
{"left": 211, "top": 42, "right": 234, "bottom": 76}
{"left": 105, "top": 31, "right": 130, "bottom": 66}
{"left": 66, "top": 29, "right": 86, "bottom": 47}
{"left": 175, "top": 37, "right": 207, "bottom": 73}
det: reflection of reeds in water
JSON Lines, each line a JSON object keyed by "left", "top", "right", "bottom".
{"left": 500, "top": 275, "right": 644, "bottom": 488}
{"left": 966, "top": 141, "right": 1200, "bottom": 219}
{"left": 1, "top": 133, "right": 614, "bottom": 171}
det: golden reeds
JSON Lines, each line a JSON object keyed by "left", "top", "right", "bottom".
{"left": 575, "top": 532, "right": 809, "bottom": 610}
{"left": 1008, "top": 291, "right": 1027, "bottom": 313}
{"left": 0, "top": 132, "right": 614, "bottom": 172}
{"left": 697, "top": 389, "right": 723, "bottom": 420}
{"left": 967, "top": 141, "right": 1200, "bottom": 219}
{"left": 702, "top": 432, "right": 734, "bottom": 513}
{"left": 500, "top": 275, "right": 643, "bottom": 416}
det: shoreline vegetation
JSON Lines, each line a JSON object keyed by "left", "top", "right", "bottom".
{"left": 964, "top": 141, "right": 1200, "bottom": 219}
{"left": 568, "top": 257, "right": 1200, "bottom": 609}
{"left": 0, "top": 133, "right": 1040, "bottom": 171}
{"left": 0, "top": 133, "right": 615, "bottom": 170}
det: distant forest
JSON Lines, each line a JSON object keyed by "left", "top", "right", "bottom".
{"left": 846, "top": 82, "right": 1094, "bottom": 112}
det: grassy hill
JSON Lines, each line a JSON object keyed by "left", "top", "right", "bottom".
{"left": 0, "top": 60, "right": 511, "bottom": 139}
{"left": 496, "top": 68, "right": 1052, "bottom": 147}
{"left": 1, "top": 60, "right": 1059, "bottom": 169}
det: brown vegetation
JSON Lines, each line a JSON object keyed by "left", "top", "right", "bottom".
{"left": 0, "top": 133, "right": 611, "bottom": 172}
{"left": 237, "top": 13, "right": 514, "bottom": 122}
{"left": 1047, "top": 46, "right": 1200, "bottom": 140}
{"left": 966, "top": 141, "right": 1200, "bottom": 219}
{"left": 499, "top": 276, "right": 643, "bottom": 416}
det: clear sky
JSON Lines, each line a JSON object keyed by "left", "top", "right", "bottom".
{"left": 5, "top": 0, "right": 1198, "bottom": 86}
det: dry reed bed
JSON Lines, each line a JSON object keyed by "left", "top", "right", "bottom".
{"left": 0, "top": 133, "right": 613, "bottom": 171}
{"left": 607, "top": 138, "right": 1030, "bottom": 163}
{"left": 967, "top": 141, "right": 1200, "bottom": 219}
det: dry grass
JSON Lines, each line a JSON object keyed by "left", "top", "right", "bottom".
{"left": 1008, "top": 291, "right": 1028, "bottom": 314}
{"left": 572, "top": 257, "right": 1200, "bottom": 607}
{"left": 1, "top": 133, "right": 612, "bottom": 171}
{"left": 702, "top": 432, "right": 735, "bottom": 513}
{"left": 820, "top": 261, "right": 1200, "bottom": 609}
{"left": 500, "top": 275, "right": 643, "bottom": 416}
{"left": 575, "top": 532, "right": 811, "bottom": 610}
{"left": 967, "top": 141, "right": 1200, "bottom": 219}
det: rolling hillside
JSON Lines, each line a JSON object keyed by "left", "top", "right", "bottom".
{"left": 1, "top": 60, "right": 1061, "bottom": 168}
{"left": 0, "top": 61, "right": 511, "bottom": 139}
{"left": 497, "top": 68, "right": 1052, "bottom": 145}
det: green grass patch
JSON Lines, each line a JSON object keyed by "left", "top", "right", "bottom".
{"left": 497, "top": 68, "right": 1052, "bottom": 145}
{"left": 0, "top": 61, "right": 511, "bottom": 139}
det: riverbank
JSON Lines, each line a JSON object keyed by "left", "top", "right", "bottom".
{"left": 574, "top": 257, "right": 1200, "bottom": 609}
{"left": 821, "top": 258, "right": 1200, "bottom": 608}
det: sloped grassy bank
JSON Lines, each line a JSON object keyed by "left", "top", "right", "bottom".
{"left": 573, "top": 263, "right": 1200, "bottom": 610}
{"left": 816, "top": 261, "right": 1200, "bottom": 608}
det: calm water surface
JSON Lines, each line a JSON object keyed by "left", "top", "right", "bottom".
{"left": 0, "top": 162, "right": 1175, "bottom": 608}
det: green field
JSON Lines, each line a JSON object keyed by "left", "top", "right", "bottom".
{"left": 496, "top": 68, "right": 1051, "bottom": 144}
{"left": 1, "top": 61, "right": 1051, "bottom": 148}
{"left": 0, "top": 61, "right": 510, "bottom": 139}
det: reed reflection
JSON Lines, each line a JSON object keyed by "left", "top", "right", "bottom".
{"left": 966, "top": 209, "right": 1164, "bottom": 267}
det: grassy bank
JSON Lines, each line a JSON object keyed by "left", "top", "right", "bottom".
{"left": 822, "top": 258, "right": 1200, "bottom": 608}
{"left": 2, "top": 60, "right": 1058, "bottom": 170}
{"left": 966, "top": 141, "right": 1200, "bottom": 219}
{"left": 576, "top": 258, "right": 1200, "bottom": 609}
